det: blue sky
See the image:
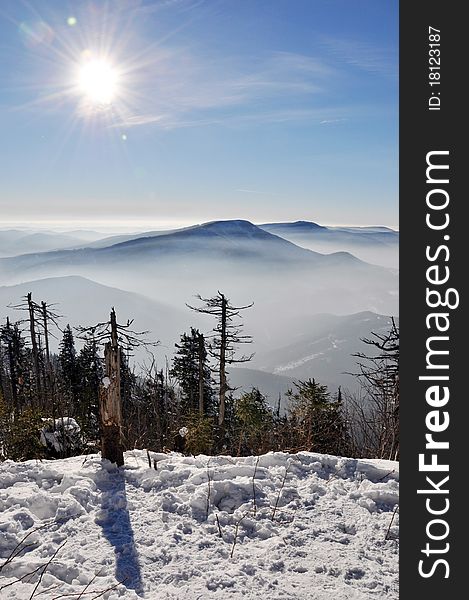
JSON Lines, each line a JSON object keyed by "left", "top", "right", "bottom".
{"left": 0, "top": 0, "right": 398, "bottom": 230}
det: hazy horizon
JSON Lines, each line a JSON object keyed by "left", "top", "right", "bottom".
{"left": 0, "top": 217, "right": 399, "bottom": 235}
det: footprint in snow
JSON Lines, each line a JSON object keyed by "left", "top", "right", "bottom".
{"left": 345, "top": 567, "right": 366, "bottom": 580}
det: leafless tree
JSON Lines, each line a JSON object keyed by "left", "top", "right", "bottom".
{"left": 9, "top": 294, "right": 61, "bottom": 410}
{"left": 348, "top": 318, "right": 399, "bottom": 460}
{"left": 187, "top": 292, "right": 254, "bottom": 429}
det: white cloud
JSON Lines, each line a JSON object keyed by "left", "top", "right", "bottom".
{"left": 320, "top": 118, "right": 346, "bottom": 125}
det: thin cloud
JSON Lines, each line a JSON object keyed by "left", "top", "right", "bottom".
{"left": 134, "top": 0, "right": 207, "bottom": 15}
{"left": 114, "top": 108, "right": 345, "bottom": 130}
{"left": 320, "top": 36, "right": 397, "bottom": 79}
{"left": 112, "top": 113, "right": 168, "bottom": 127}
{"left": 320, "top": 118, "right": 346, "bottom": 125}
{"left": 111, "top": 50, "right": 336, "bottom": 129}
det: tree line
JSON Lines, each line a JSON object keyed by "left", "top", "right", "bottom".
{"left": 0, "top": 291, "right": 399, "bottom": 463}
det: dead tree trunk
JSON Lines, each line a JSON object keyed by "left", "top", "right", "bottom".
{"left": 198, "top": 332, "right": 205, "bottom": 416}
{"left": 41, "top": 302, "right": 51, "bottom": 368}
{"left": 5, "top": 318, "right": 19, "bottom": 413}
{"left": 27, "top": 292, "right": 42, "bottom": 403}
{"left": 187, "top": 292, "right": 253, "bottom": 432}
{"left": 218, "top": 295, "right": 227, "bottom": 427}
{"left": 77, "top": 308, "right": 153, "bottom": 462}
{"left": 100, "top": 309, "right": 124, "bottom": 466}
{"left": 41, "top": 301, "right": 56, "bottom": 418}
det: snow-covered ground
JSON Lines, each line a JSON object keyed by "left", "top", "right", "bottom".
{"left": 0, "top": 451, "right": 399, "bottom": 599}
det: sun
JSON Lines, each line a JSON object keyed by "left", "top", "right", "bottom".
{"left": 77, "top": 58, "right": 119, "bottom": 106}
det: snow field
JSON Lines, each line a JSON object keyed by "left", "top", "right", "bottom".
{"left": 0, "top": 451, "right": 399, "bottom": 599}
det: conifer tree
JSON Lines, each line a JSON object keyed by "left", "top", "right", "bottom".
{"left": 77, "top": 337, "right": 102, "bottom": 441}
{"left": 287, "top": 379, "right": 346, "bottom": 454}
{"left": 170, "top": 328, "right": 214, "bottom": 416}
{"left": 187, "top": 292, "right": 254, "bottom": 430}
{"left": 0, "top": 318, "right": 32, "bottom": 413}
{"left": 58, "top": 325, "right": 79, "bottom": 411}
{"left": 235, "top": 387, "right": 273, "bottom": 455}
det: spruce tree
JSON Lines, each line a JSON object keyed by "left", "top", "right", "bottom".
{"left": 287, "top": 379, "right": 346, "bottom": 455}
{"left": 0, "top": 319, "right": 31, "bottom": 413}
{"left": 170, "top": 328, "right": 214, "bottom": 416}
{"left": 120, "top": 350, "right": 137, "bottom": 442}
{"left": 77, "top": 337, "right": 102, "bottom": 441}
{"left": 235, "top": 388, "right": 273, "bottom": 455}
{"left": 58, "top": 325, "right": 79, "bottom": 410}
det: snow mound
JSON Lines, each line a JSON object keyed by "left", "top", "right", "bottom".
{"left": 0, "top": 451, "right": 398, "bottom": 599}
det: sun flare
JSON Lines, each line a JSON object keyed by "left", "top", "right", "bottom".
{"left": 77, "top": 58, "right": 119, "bottom": 106}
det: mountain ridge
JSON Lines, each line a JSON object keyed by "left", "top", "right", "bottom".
{"left": 0, "top": 220, "right": 373, "bottom": 273}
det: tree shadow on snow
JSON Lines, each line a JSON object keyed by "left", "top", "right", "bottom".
{"left": 95, "top": 466, "right": 144, "bottom": 596}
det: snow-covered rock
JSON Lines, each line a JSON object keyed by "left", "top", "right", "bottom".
{"left": 39, "top": 417, "right": 82, "bottom": 455}
{"left": 0, "top": 451, "right": 399, "bottom": 599}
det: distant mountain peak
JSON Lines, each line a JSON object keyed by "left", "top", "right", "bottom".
{"left": 291, "top": 220, "right": 325, "bottom": 229}
{"left": 259, "top": 221, "right": 327, "bottom": 232}
{"left": 192, "top": 219, "right": 286, "bottom": 242}
{"left": 202, "top": 219, "right": 260, "bottom": 232}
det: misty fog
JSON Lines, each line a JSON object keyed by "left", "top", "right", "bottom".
{"left": 0, "top": 220, "right": 398, "bottom": 403}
